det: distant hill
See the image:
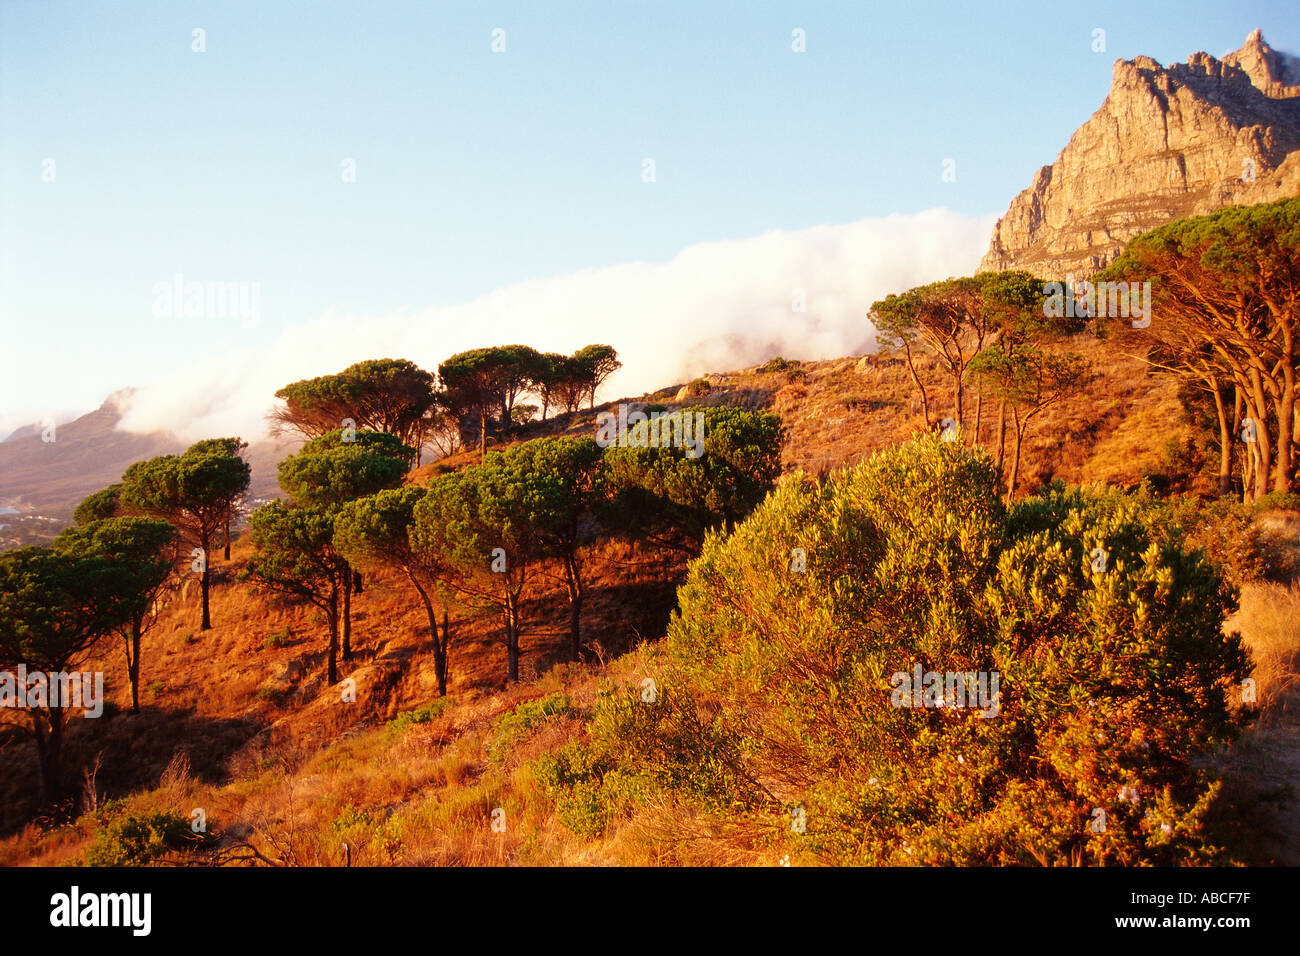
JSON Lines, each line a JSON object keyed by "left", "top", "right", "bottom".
{"left": 0, "top": 396, "right": 295, "bottom": 548}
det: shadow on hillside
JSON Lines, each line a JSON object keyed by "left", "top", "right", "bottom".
{"left": 0, "top": 707, "right": 262, "bottom": 837}
{"left": 520, "top": 577, "right": 683, "bottom": 677}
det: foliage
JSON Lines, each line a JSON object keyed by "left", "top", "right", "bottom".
{"left": 73, "top": 484, "right": 122, "bottom": 525}
{"left": 82, "top": 810, "right": 215, "bottom": 867}
{"left": 602, "top": 405, "right": 784, "bottom": 548}
{"left": 547, "top": 436, "right": 1251, "bottom": 864}
{"left": 271, "top": 358, "right": 436, "bottom": 450}
{"left": 489, "top": 693, "right": 572, "bottom": 763}
{"left": 387, "top": 699, "right": 451, "bottom": 735}
{"left": 119, "top": 438, "right": 250, "bottom": 629}
{"left": 0, "top": 546, "right": 128, "bottom": 672}
{"left": 277, "top": 429, "right": 413, "bottom": 509}
{"left": 53, "top": 519, "right": 177, "bottom": 623}
{"left": 1100, "top": 198, "right": 1300, "bottom": 499}
{"left": 243, "top": 501, "right": 349, "bottom": 682}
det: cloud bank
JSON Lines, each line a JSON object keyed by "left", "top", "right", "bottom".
{"left": 116, "top": 207, "right": 995, "bottom": 441}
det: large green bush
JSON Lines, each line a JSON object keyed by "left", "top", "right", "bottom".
{"left": 545, "top": 436, "right": 1251, "bottom": 864}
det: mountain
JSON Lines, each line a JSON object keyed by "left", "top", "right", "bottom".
{"left": 0, "top": 395, "right": 294, "bottom": 548}
{"left": 980, "top": 29, "right": 1300, "bottom": 278}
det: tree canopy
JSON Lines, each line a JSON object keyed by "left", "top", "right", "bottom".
{"left": 53, "top": 517, "right": 179, "bottom": 713}
{"left": 271, "top": 358, "right": 437, "bottom": 455}
{"left": 1099, "top": 197, "right": 1300, "bottom": 500}
{"left": 120, "top": 438, "right": 251, "bottom": 629}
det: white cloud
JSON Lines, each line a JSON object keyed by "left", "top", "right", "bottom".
{"left": 116, "top": 207, "right": 995, "bottom": 441}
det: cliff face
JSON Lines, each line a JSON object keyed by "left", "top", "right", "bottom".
{"left": 980, "top": 30, "right": 1300, "bottom": 279}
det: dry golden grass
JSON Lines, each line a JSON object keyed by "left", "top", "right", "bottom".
{"left": 1229, "top": 582, "right": 1300, "bottom": 716}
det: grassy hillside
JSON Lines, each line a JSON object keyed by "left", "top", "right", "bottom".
{"left": 3, "top": 329, "right": 1298, "bottom": 866}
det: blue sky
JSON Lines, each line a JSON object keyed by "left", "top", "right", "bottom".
{"left": 2, "top": 1, "right": 1296, "bottom": 438}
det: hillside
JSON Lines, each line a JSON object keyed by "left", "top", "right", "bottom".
{"left": 5, "top": 329, "right": 1299, "bottom": 866}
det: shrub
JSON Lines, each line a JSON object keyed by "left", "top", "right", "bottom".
{"left": 83, "top": 810, "right": 215, "bottom": 866}
{"left": 533, "top": 680, "right": 739, "bottom": 838}
{"left": 551, "top": 435, "right": 1251, "bottom": 864}
{"left": 686, "top": 378, "right": 711, "bottom": 397}
{"left": 1163, "top": 494, "right": 1297, "bottom": 586}
{"left": 1252, "top": 492, "right": 1300, "bottom": 514}
{"left": 759, "top": 357, "right": 795, "bottom": 374}
{"left": 262, "top": 629, "right": 292, "bottom": 650}
{"left": 387, "top": 699, "right": 450, "bottom": 735}
{"left": 489, "top": 693, "right": 571, "bottom": 763}
{"left": 255, "top": 685, "right": 289, "bottom": 706}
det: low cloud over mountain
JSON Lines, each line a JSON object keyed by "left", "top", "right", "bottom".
{"left": 113, "top": 207, "right": 993, "bottom": 441}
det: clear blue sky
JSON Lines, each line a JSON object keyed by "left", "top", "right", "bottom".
{"left": 2, "top": 0, "right": 1296, "bottom": 434}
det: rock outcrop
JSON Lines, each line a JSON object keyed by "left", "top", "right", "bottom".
{"left": 980, "top": 30, "right": 1300, "bottom": 279}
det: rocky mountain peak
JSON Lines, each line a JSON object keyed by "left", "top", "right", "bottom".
{"left": 980, "top": 31, "right": 1300, "bottom": 279}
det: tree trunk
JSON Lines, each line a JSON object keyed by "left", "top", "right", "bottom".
{"left": 995, "top": 401, "right": 1007, "bottom": 484}
{"left": 223, "top": 513, "right": 232, "bottom": 561}
{"left": 1249, "top": 374, "right": 1272, "bottom": 501}
{"left": 32, "top": 706, "right": 65, "bottom": 805}
{"left": 342, "top": 565, "right": 353, "bottom": 661}
{"left": 565, "top": 552, "right": 583, "bottom": 662}
{"left": 327, "top": 586, "right": 340, "bottom": 685}
{"left": 1275, "top": 376, "right": 1295, "bottom": 494}
{"left": 440, "top": 610, "right": 450, "bottom": 695}
{"left": 200, "top": 558, "right": 211, "bottom": 631}
{"left": 504, "top": 592, "right": 520, "bottom": 683}
{"left": 901, "top": 339, "right": 930, "bottom": 427}
{"left": 409, "top": 571, "right": 449, "bottom": 697}
{"left": 480, "top": 406, "right": 488, "bottom": 462}
{"left": 1213, "top": 381, "right": 1232, "bottom": 497}
{"left": 1236, "top": 386, "right": 1250, "bottom": 502}
{"left": 128, "top": 623, "right": 142, "bottom": 714}
{"left": 974, "top": 392, "right": 983, "bottom": 446}
{"left": 1007, "top": 408, "right": 1025, "bottom": 501}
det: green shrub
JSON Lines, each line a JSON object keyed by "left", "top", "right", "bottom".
{"left": 255, "top": 685, "right": 289, "bottom": 706}
{"left": 262, "top": 629, "right": 292, "bottom": 650}
{"left": 554, "top": 435, "right": 1250, "bottom": 864}
{"left": 686, "top": 378, "right": 711, "bottom": 397}
{"left": 533, "top": 680, "right": 738, "bottom": 838}
{"left": 601, "top": 405, "right": 785, "bottom": 548}
{"left": 83, "top": 810, "right": 214, "bottom": 867}
{"left": 1252, "top": 491, "right": 1300, "bottom": 514}
{"left": 759, "top": 357, "right": 795, "bottom": 373}
{"left": 387, "top": 699, "right": 450, "bottom": 735}
{"left": 489, "top": 693, "right": 572, "bottom": 764}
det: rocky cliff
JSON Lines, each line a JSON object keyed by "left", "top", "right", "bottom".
{"left": 980, "top": 30, "right": 1300, "bottom": 278}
